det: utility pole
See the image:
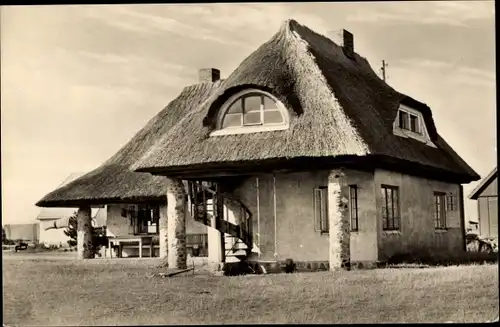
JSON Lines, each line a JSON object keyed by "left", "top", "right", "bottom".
{"left": 381, "top": 60, "right": 388, "bottom": 81}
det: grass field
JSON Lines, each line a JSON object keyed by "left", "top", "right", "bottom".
{"left": 2, "top": 254, "right": 499, "bottom": 325}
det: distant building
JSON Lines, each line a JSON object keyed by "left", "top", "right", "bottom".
{"left": 37, "top": 206, "right": 107, "bottom": 246}
{"left": 36, "top": 173, "right": 108, "bottom": 245}
{"left": 4, "top": 223, "right": 39, "bottom": 242}
{"left": 469, "top": 167, "right": 498, "bottom": 238}
{"left": 36, "top": 173, "right": 85, "bottom": 246}
{"left": 37, "top": 207, "right": 75, "bottom": 246}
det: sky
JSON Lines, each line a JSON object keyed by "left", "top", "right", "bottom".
{"left": 1, "top": 1, "right": 496, "bottom": 225}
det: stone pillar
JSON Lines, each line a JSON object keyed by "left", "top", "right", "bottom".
{"left": 159, "top": 204, "right": 168, "bottom": 259}
{"left": 328, "top": 169, "right": 351, "bottom": 270}
{"left": 76, "top": 206, "right": 93, "bottom": 260}
{"left": 166, "top": 178, "right": 187, "bottom": 270}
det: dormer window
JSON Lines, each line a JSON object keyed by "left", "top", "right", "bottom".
{"left": 211, "top": 89, "right": 289, "bottom": 136}
{"left": 398, "top": 110, "right": 420, "bottom": 134}
{"left": 393, "top": 104, "right": 436, "bottom": 147}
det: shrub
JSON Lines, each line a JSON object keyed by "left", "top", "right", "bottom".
{"left": 64, "top": 213, "right": 107, "bottom": 255}
{"left": 387, "top": 250, "right": 498, "bottom": 267}
{"left": 466, "top": 233, "right": 498, "bottom": 253}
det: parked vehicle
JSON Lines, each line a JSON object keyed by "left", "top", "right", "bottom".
{"left": 14, "top": 241, "right": 28, "bottom": 252}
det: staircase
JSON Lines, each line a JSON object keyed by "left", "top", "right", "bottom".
{"left": 187, "top": 180, "right": 253, "bottom": 262}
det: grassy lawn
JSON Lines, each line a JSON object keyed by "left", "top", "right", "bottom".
{"left": 3, "top": 256, "right": 498, "bottom": 325}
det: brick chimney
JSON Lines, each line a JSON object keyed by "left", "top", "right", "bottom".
{"left": 328, "top": 29, "right": 355, "bottom": 59}
{"left": 198, "top": 68, "right": 221, "bottom": 83}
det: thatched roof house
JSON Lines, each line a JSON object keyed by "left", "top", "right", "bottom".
{"left": 36, "top": 82, "right": 222, "bottom": 207}
{"left": 38, "top": 18, "right": 479, "bottom": 209}
{"left": 132, "top": 19, "right": 479, "bottom": 184}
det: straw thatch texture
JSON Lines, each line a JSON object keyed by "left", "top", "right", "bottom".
{"left": 36, "top": 82, "right": 222, "bottom": 207}
{"left": 132, "top": 19, "right": 479, "bottom": 182}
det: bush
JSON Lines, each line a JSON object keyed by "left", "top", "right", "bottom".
{"left": 466, "top": 233, "right": 498, "bottom": 253}
{"left": 387, "top": 250, "right": 498, "bottom": 267}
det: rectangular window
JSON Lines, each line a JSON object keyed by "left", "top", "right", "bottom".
{"left": 409, "top": 114, "right": 420, "bottom": 133}
{"left": 446, "top": 193, "right": 455, "bottom": 211}
{"left": 314, "top": 187, "right": 329, "bottom": 233}
{"left": 398, "top": 110, "right": 421, "bottom": 134}
{"left": 349, "top": 185, "right": 359, "bottom": 231}
{"left": 398, "top": 111, "right": 409, "bottom": 130}
{"left": 434, "top": 192, "right": 447, "bottom": 229}
{"left": 381, "top": 185, "right": 400, "bottom": 231}
{"left": 129, "top": 205, "right": 160, "bottom": 235}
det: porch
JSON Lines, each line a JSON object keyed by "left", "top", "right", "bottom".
{"left": 103, "top": 234, "right": 208, "bottom": 258}
{"left": 103, "top": 203, "right": 208, "bottom": 258}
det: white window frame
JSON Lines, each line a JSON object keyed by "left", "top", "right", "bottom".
{"left": 433, "top": 191, "right": 447, "bottom": 230}
{"left": 393, "top": 104, "right": 436, "bottom": 147}
{"left": 313, "top": 187, "right": 329, "bottom": 234}
{"left": 210, "top": 89, "right": 290, "bottom": 137}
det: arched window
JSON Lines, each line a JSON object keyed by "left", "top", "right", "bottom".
{"left": 211, "top": 89, "right": 289, "bottom": 136}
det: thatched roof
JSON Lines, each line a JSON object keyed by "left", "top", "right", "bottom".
{"left": 132, "top": 19, "right": 479, "bottom": 183}
{"left": 36, "top": 82, "right": 222, "bottom": 207}
{"left": 36, "top": 207, "right": 101, "bottom": 221}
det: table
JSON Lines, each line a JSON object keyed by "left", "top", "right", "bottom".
{"left": 107, "top": 235, "right": 154, "bottom": 258}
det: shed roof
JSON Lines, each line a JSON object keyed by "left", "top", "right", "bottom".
{"left": 468, "top": 167, "right": 497, "bottom": 200}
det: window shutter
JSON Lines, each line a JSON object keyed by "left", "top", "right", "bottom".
{"left": 314, "top": 187, "right": 328, "bottom": 232}
{"left": 314, "top": 188, "right": 322, "bottom": 232}
{"left": 321, "top": 188, "right": 329, "bottom": 231}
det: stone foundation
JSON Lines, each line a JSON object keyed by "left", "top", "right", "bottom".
{"left": 222, "top": 260, "right": 378, "bottom": 275}
{"left": 159, "top": 204, "right": 168, "bottom": 259}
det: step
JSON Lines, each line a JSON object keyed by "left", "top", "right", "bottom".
{"left": 224, "top": 239, "right": 248, "bottom": 247}
{"left": 226, "top": 249, "right": 248, "bottom": 257}
{"left": 226, "top": 245, "right": 249, "bottom": 252}
{"left": 226, "top": 241, "right": 248, "bottom": 247}
{"left": 224, "top": 238, "right": 249, "bottom": 248}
